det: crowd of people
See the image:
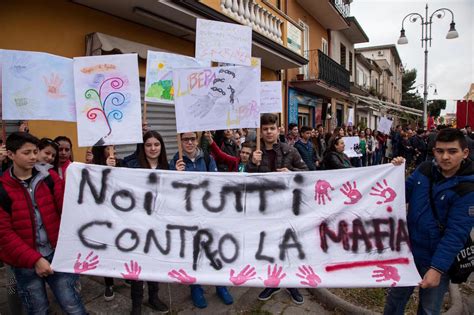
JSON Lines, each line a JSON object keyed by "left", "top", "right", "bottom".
{"left": 0, "top": 115, "right": 472, "bottom": 315}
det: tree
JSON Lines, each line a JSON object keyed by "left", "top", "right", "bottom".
{"left": 428, "top": 99, "right": 446, "bottom": 117}
{"left": 401, "top": 69, "right": 423, "bottom": 110}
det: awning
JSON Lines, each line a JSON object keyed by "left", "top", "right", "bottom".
{"left": 85, "top": 33, "right": 167, "bottom": 58}
{"left": 354, "top": 95, "right": 423, "bottom": 117}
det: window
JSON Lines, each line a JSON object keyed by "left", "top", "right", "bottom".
{"left": 349, "top": 51, "right": 353, "bottom": 75}
{"left": 322, "top": 38, "right": 328, "bottom": 55}
{"left": 340, "top": 43, "right": 346, "bottom": 68}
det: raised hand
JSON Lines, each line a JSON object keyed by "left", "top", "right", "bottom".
{"left": 296, "top": 265, "right": 322, "bottom": 288}
{"left": 73, "top": 251, "right": 99, "bottom": 274}
{"left": 168, "top": 269, "right": 197, "bottom": 285}
{"left": 314, "top": 180, "right": 335, "bottom": 205}
{"left": 370, "top": 179, "right": 397, "bottom": 204}
{"left": 121, "top": 260, "right": 142, "bottom": 280}
{"left": 229, "top": 265, "right": 256, "bottom": 286}
{"left": 372, "top": 265, "right": 400, "bottom": 287}
{"left": 261, "top": 264, "right": 286, "bottom": 288}
{"left": 340, "top": 181, "right": 362, "bottom": 205}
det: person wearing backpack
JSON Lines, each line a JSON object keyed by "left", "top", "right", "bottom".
{"left": 169, "top": 131, "right": 233, "bottom": 309}
{"left": 384, "top": 128, "right": 474, "bottom": 315}
{"left": 0, "top": 132, "right": 86, "bottom": 314}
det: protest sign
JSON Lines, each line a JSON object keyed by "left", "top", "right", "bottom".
{"left": 1, "top": 49, "right": 76, "bottom": 122}
{"left": 195, "top": 19, "right": 252, "bottom": 66}
{"left": 378, "top": 117, "right": 393, "bottom": 134}
{"left": 145, "top": 51, "right": 209, "bottom": 104}
{"left": 260, "top": 81, "right": 282, "bottom": 114}
{"left": 347, "top": 108, "right": 354, "bottom": 126}
{"left": 344, "top": 136, "right": 362, "bottom": 158}
{"left": 73, "top": 54, "right": 142, "bottom": 147}
{"left": 52, "top": 162, "right": 420, "bottom": 288}
{"left": 173, "top": 65, "right": 260, "bottom": 132}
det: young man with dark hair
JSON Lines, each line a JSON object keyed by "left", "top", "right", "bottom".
{"left": 248, "top": 114, "right": 309, "bottom": 304}
{"left": 0, "top": 132, "right": 86, "bottom": 314}
{"left": 205, "top": 131, "right": 255, "bottom": 172}
{"left": 286, "top": 123, "right": 299, "bottom": 147}
{"left": 384, "top": 128, "right": 474, "bottom": 314}
{"left": 294, "top": 126, "right": 318, "bottom": 170}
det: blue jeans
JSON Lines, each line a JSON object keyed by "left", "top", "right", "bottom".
{"left": 12, "top": 253, "right": 86, "bottom": 315}
{"left": 384, "top": 266, "right": 450, "bottom": 315}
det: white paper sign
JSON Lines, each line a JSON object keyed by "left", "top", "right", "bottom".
{"left": 344, "top": 136, "right": 362, "bottom": 158}
{"left": 1, "top": 49, "right": 76, "bottom": 122}
{"left": 347, "top": 108, "right": 354, "bottom": 126}
{"left": 378, "top": 117, "right": 393, "bottom": 134}
{"left": 145, "top": 51, "right": 209, "bottom": 104}
{"left": 195, "top": 19, "right": 252, "bottom": 66}
{"left": 260, "top": 81, "right": 283, "bottom": 114}
{"left": 73, "top": 54, "right": 142, "bottom": 147}
{"left": 52, "top": 162, "right": 420, "bottom": 288}
{"left": 173, "top": 65, "right": 260, "bottom": 132}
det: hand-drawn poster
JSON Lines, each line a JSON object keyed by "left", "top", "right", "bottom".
{"left": 52, "top": 162, "right": 421, "bottom": 288}
{"left": 344, "top": 136, "right": 363, "bottom": 158}
{"left": 173, "top": 65, "right": 261, "bottom": 132}
{"left": 260, "top": 81, "right": 283, "bottom": 114}
{"left": 378, "top": 117, "right": 393, "bottom": 135}
{"left": 73, "top": 54, "right": 142, "bottom": 147}
{"left": 195, "top": 19, "right": 252, "bottom": 66}
{"left": 1, "top": 49, "right": 76, "bottom": 122}
{"left": 145, "top": 51, "right": 210, "bottom": 104}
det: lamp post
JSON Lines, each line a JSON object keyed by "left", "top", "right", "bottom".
{"left": 397, "top": 4, "right": 459, "bottom": 129}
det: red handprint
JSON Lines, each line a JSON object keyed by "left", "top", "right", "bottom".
{"left": 121, "top": 260, "right": 141, "bottom": 280}
{"left": 73, "top": 251, "right": 99, "bottom": 274}
{"left": 371, "top": 265, "right": 400, "bottom": 287}
{"left": 296, "top": 265, "right": 322, "bottom": 288}
{"left": 168, "top": 269, "right": 197, "bottom": 285}
{"left": 314, "top": 180, "right": 335, "bottom": 205}
{"left": 370, "top": 179, "right": 397, "bottom": 204}
{"left": 339, "top": 181, "right": 362, "bottom": 205}
{"left": 229, "top": 265, "right": 256, "bottom": 286}
{"left": 260, "top": 264, "right": 286, "bottom": 287}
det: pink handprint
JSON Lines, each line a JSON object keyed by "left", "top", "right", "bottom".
{"left": 339, "top": 181, "right": 362, "bottom": 205}
{"left": 121, "top": 260, "right": 141, "bottom": 280}
{"left": 73, "top": 251, "right": 99, "bottom": 274}
{"left": 314, "top": 180, "right": 335, "bottom": 205}
{"left": 371, "top": 265, "right": 400, "bottom": 287}
{"left": 260, "top": 264, "right": 286, "bottom": 287}
{"left": 370, "top": 179, "right": 397, "bottom": 204}
{"left": 296, "top": 265, "right": 322, "bottom": 288}
{"left": 230, "top": 265, "right": 256, "bottom": 286}
{"left": 168, "top": 269, "right": 197, "bottom": 284}
{"left": 43, "top": 73, "right": 65, "bottom": 99}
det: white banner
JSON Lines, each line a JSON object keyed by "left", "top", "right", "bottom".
{"left": 52, "top": 163, "right": 420, "bottom": 288}
{"left": 73, "top": 54, "right": 142, "bottom": 147}
{"left": 173, "top": 65, "right": 260, "bottom": 132}
{"left": 1, "top": 49, "right": 76, "bottom": 122}
{"left": 344, "top": 136, "right": 362, "bottom": 158}
{"left": 195, "top": 19, "right": 252, "bottom": 66}
{"left": 144, "top": 51, "right": 209, "bottom": 104}
{"left": 260, "top": 81, "right": 283, "bottom": 114}
{"left": 378, "top": 117, "right": 393, "bottom": 135}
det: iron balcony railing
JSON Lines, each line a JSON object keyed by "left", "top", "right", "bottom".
{"left": 330, "top": 0, "right": 350, "bottom": 18}
{"left": 318, "top": 50, "right": 350, "bottom": 92}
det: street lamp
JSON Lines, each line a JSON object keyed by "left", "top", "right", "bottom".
{"left": 397, "top": 4, "right": 459, "bottom": 128}
{"left": 416, "top": 83, "right": 438, "bottom": 96}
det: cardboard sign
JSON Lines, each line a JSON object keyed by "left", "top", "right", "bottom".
{"left": 344, "top": 136, "right": 363, "bottom": 158}
{"left": 260, "top": 81, "right": 283, "bottom": 114}
{"left": 378, "top": 117, "right": 393, "bottom": 135}
{"left": 52, "top": 163, "right": 420, "bottom": 288}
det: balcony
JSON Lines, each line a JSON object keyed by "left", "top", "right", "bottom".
{"left": 317, "top": 50, "right": 350, "bottom": 92}
{"left": 331, "top": 0, "right": 351, "bottom": 18}
{"left": 295, "top": 0, "right": 349, "bottom": 30}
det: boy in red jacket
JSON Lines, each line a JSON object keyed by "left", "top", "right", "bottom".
{"left": 0, "top": 132, "right": 86, "bottom": 314}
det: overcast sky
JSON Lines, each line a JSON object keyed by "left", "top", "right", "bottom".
{"left": 351, "top": 0, "right": 473, "bottom": 114}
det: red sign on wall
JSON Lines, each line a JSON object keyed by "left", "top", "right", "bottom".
{"left": 456, "top": 100, "right": 474, "bottom": 128}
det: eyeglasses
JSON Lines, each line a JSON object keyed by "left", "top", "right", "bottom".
{"left": 181, "top": 137, "right": 197, "bottom": 143}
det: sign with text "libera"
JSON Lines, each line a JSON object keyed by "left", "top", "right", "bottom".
{"left": 52, "top": 162, "right": 420, "bottom": 288}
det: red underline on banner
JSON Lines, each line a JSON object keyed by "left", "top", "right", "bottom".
{"left": 325, "top": 258, "right": 410, "bottom": 272}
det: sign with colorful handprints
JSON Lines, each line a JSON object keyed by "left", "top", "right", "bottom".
{"left": 73, "top": 54, "right": 142, "bottom": 147}
{"left": 173, "top": 65, "right": 261, "bottom": 133}
{"left": 144, "top": 51, "right": 209, "bottom": 104}
{"left": 1, "top": 49, "right": 76, "bottom": 122}
{"left": 52, "top": 162, "right": 421, "bottom": 288}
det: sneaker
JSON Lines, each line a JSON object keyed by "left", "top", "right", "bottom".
{"left": 257, "top": 288, "right": 281, "bottom": 301}
{"left": 103, "top": 286, "right": 115, "bottom": 301}
{"left": 190, "top": 285, "right": 207, "bottom": 309}
{"left": 286, "top": 288, "right": 304, "bottom": 305}
{"left": 148, "top": 296, "right": 169, "bottom": 313}
{"left": 130, "top": 304, "right": 141, "bottom": 315}
{"left": 216, "top": 286, "right": 233, "bottom": 305}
